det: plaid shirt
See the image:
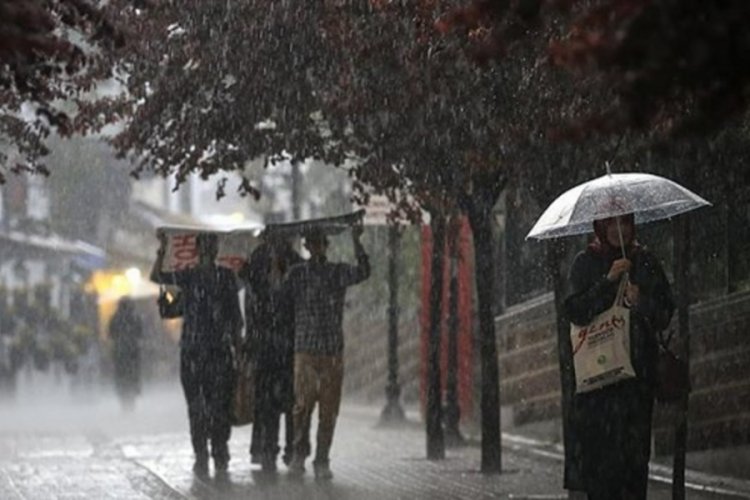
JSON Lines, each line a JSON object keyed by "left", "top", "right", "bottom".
{"left": 283, "top": 251, "right": 370, "bottom": 355}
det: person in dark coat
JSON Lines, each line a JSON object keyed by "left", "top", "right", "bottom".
{"left": 240, "top": 235, "right": 302, "bottom": 472}
{"left": 151, "top": 233, "right": 243, "bottom": 478}
{"left": 109, "top": 298, "right": 143, "bottom": 411}
{"left": 564, "top": 214, "right": 674, "bottom": 500}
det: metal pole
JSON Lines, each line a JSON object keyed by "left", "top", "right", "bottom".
{"left": 672, "top": 215, "right": 691, "bottom": 500}
{"left": 380, "top": 224, "right": 405, "bottom": 424}
{"left": 291, "top": 160, "right": 301, "bottom": 221}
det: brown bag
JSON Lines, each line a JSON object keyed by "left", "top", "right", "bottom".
{"left": 232, "top": 351, "right": 255, "bottom": 426}
{"left": 655, "top": 331, "right": 690, "bottom": 404}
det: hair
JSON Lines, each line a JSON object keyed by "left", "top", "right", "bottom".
{"left": 589, "top": 214, "right": 640, "bottom": 257}
{"left": 303, "top": 227, "right": 328, "bottom": 246}
{"left": 196, "top": 233, "right": 219, "bottom": 247}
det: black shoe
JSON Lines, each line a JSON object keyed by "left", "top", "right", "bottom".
{"left": 214, "top": 457, "right": 229, "bottom": 473}
{"left": 313, "top": 461, "right": 333, "bottom": 481}
{"left": 261, "top": 456, "right": 277, "bottom": 473}
{"left": 287, "top": 456, "right": 305, "bottom": 478}
{"left": 193, "top": 459, "right": 209, "bottom": 479}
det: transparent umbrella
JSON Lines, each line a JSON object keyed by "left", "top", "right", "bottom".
{"left": 526, "top": 171, "right": 711, "bottom": 242}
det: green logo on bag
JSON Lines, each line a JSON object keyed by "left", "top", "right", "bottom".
{"left": 597, "top": 355, "right": 607, "bottom": 365}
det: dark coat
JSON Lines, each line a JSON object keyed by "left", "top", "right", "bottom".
{"left": 110, "top": 302, "right": 143, "bottom": 396}
{"left": 562, "top": 246, "right": 674, "bottom": 497}
{"left": 240, "top": 243, "right": 301, "bottom": 369}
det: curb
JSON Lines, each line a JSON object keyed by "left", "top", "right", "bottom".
{"left": 501, "top": 432, "right": 750, "bottom": 499}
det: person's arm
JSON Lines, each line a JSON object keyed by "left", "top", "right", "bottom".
{"left": 338, "top": 224, "right": 371, "bottom": 287}
{"left": 564, "top": 252, "right": 620, "bottom": 326}
{"left": 149, "top": 234, "right": 181, "bottom": 285}
{"left": 632, "top": 253, "right": 675, "bottom": 332}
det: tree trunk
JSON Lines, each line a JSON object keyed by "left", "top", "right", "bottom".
{"left": 444, "top": 227, "right": 464, "bottom": 446}
{"left": 672, "top": 215, "right": 691, "bottom": 500}
{"left": 426, "top": 214, "right": 446, "bottom": 460}
{"left": 547, "top": 239, "right": 585, "bottom": 494}
{"left": 467, "top": 200, "right": 502, "bottom": 474}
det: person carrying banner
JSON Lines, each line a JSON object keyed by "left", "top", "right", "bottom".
{"left": 240, "top": 234, "right": 301, "bottom": 472}
{"left": 284, "top": 223, "right": 370, "bottom": 480}
{"left": 564, "top": 214, "right": 673, "bottom": 500}
{"left": 151, "top": 233, "right": 243, "bottom": 478}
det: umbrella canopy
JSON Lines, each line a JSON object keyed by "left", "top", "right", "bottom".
{"left": 526, "top": 172, "right": 711, "bottom": 240}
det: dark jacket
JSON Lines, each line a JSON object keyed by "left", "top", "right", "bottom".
{"left": 156, "top": 265, "right": 243, "bottom": 352}
{"left": 110, "top": 301, "right": 143, "bottom": 395}
{"left": 240, "top": 243, "right": 302, "bottom": 368}
{"left": 562, "top": 246, "right": 674, "bottom": 497}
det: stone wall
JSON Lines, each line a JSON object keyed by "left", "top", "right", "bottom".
{"left": 654, "top": 290, "right": 750, "bottom": 454}
{"left": 495, "top": 290, "right": 750, "bottom": 456}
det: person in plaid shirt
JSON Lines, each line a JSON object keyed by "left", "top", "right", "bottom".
{"left": 285, "top": 223, "right": 370, "bottom": 480}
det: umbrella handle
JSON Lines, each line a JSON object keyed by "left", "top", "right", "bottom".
{"left": 614, "top": 215, "right": 627, "bottom": 260}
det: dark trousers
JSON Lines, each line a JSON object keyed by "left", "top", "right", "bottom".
{"left": 180, "top": 346, "right": 234, "bottom": 465}
{"left": 250, "top": 362, "right": 294, "bottom": 463}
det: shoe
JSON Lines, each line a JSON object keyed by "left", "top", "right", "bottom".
{"left": 313, "top": 461, "right": 333, "bottom": 481}
{"left": 213, "top": 445, "right": 230, "bottom": 472}
{"left": 193, "top": 459, "right": 209, "bottom": 479}
{"left": 214, "top": 458, "right": 229, "bottom": 473}
{"left": 287, "top": 456, "right": 305, "bottom": 477}
{"left": 261, "top": 456, "right": 277, "bottom": 473}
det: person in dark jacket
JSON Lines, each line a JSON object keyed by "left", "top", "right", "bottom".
{"left": 240, "top": 235, "right": 302, "bottom": 472}
{"left": 564, "top": 214, "right": 674, "bottom": 500}
{"left": 109, "top": 298, "right": 143, "bottom": 411}
{"left": 151, "top": 233, "right": 243, "bottom": 478}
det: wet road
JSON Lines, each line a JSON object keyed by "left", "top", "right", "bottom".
{"left": 0, "top": 384, "right": 745, "bottom": 499}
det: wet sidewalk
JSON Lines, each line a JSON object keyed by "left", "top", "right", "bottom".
{"left": 0, "top": 387, "right": 747, "bottom": 499}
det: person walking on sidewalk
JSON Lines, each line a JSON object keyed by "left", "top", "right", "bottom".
{"left": 285, "top": 224, "right": 370, "bottom": 480}
{"left": 151, "top": 233, "right": 243, "bottom": 478}
{"left": 564, "top": 214, "right": 674, "bottom": 500}
{"left": 109, "top": 297, "right": 143, "bottom": 412}
{"left": 240, "top": 235, "right": 301, "bottom": 472}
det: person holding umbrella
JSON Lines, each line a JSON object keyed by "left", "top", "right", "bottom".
{"left": 526, "top": 170, "right": 709, "bottom": 500}
{"left": 564, "top": 212, "right": 673, "bottom": 500}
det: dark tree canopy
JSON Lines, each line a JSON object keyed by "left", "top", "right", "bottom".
{"left": 440, "top": 0, "right": 750, "bottom": 137}
{"left": 0, "top": 0, "right": 123, "bottom": 181}
{"left": 94, "top": 0, "right": 350, "bottom": 197}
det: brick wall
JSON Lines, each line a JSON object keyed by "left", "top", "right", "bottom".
{"left": 654, "top": 290, "right": 750, "bottom": 454}
{"left": 495, "top": 293, "right": 561, "bottom": 427}
{"left": 495, "top": 290, "right": 750, "bottom": 456}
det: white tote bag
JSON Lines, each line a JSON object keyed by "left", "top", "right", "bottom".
{"left": 570, "top": 277, "right": 636, "bottom": 394}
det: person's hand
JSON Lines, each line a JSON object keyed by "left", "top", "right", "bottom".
{"left": 157, "top": 233, "right": 167, "bottom": 255}
{"left": 625, "top": 283, "right": 640, "bottom": 306}
{"left": 606, "top": 258, "right": 631, "bottom": 282}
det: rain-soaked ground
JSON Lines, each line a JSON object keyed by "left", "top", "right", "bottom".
{"left": 0, "top": 375, "right": 746, "bottom": 500}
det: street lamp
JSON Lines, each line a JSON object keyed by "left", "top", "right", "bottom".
{"left": 380, "top": 224, "right": 406, "bottom": 425}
